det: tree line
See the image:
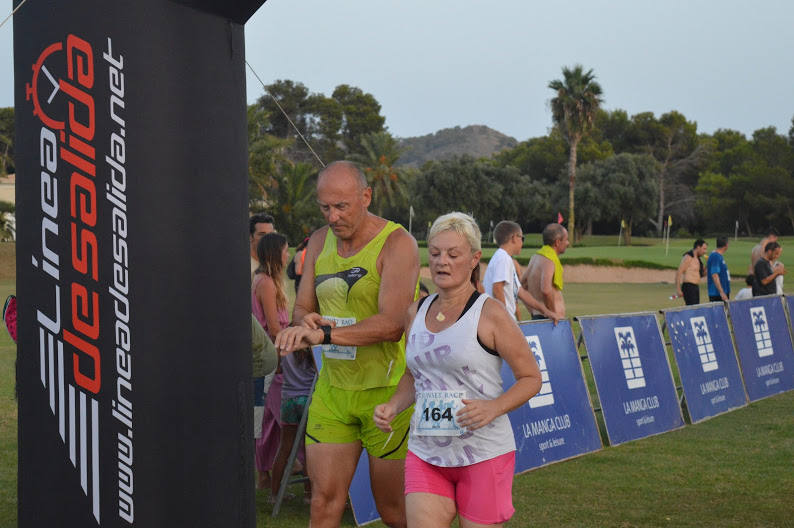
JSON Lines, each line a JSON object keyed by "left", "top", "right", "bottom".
{"left": 2, "top": 68, "right": 793, "bottom": 244}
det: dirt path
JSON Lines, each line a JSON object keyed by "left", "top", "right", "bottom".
{"left": 420, "top": 264, "right": 675, "bottom": 284}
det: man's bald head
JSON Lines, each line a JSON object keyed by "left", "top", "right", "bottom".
{"left": 318, "top": 161, "right": 369, "bottom": 191}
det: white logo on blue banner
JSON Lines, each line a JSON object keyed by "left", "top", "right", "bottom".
{"left": 729, "top": 297, "right": 794, "bottom": 402}
{"left": 613, "top": 326, "right": 645, "bottom": 389}
{"left": 689, "top": 316, "right": 719, "bottom": 372}
{"left": 664, "top": 304, "right": 747, "bottom": 423}
{"left": 502, "top": 320, "right": 601, "bottom": 473}
{"left": 527, "top": 336, "right": 554, "bottom": 408}
{"left": 581, "top": 313, "right": 684, "bottom": 446}
{"left": 749, "top": 307, "right": 774, "bottom": 357}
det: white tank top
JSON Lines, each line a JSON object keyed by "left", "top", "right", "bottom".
{"left": 406, "top": 292, "right": 516, "bottom": 467}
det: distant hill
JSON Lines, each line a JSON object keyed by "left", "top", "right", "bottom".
{"left": 396, "top": 125, "right": 518, "bottom": 168}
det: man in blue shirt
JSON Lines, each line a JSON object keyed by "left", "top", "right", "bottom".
{"left": 707, "top": 237, "right": 731, "bottom": 302}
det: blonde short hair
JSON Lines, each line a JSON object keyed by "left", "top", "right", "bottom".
{"left": 428, "top": 212, "right": 482, "bottom": 253}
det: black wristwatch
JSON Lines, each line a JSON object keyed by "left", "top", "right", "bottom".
{"left": 320, "top": 325, "right": 332, "bottom": 345}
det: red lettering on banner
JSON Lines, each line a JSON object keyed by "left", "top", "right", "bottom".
{"left": 60, "top": 146, "right": 96, "bottom": 176}
{"left": 59, "top": 80, "right": 95, "bottom": 141}
{"left": 71, "top": 223, "right": 98, "bottom": 280}
{"left": 71, "top": 283, "right": 99, "bottom": 340}
{"left": 64, "top": 328, "right": 101, "bottom": 394}
{"left": 66, "top": 34, "right": 94, "bottom": 89}
{"left": 70, "top": 172, "right": 97, "bottom": 226}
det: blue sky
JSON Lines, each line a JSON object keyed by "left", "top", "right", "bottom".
{"left": 3, "top": 0, "right": 794, "bottom": 141}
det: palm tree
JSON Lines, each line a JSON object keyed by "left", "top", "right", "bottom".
{"left": 352, "top": 131, "right": 408, "bottom": 216}
{"left": 549, "top": 65, "right": 603, "bottom": 242}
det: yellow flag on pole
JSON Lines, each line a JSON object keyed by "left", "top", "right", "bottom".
{"left": 668, "top": 215, "right": 672, "bottom": 226}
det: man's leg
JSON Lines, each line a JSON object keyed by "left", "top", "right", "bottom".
{"left": 369, "top": 455, "right": 407, "bottom": 528}
{"left": 306, "top": 441, "right": 362, "bottom": 528}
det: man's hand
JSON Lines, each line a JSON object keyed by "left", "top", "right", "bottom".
{"left": 373, "top": 403, "right": 397, "bottom": 433}
{"left": 275, "top": 325, "right": 324, "bottom": 356}
{"left": 300, "top": 312, "right": 336, "bottom": 330}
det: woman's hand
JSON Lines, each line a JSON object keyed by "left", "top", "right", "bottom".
{"left": 373, "top": 402, "right": 398, "bottom": 433}
{"left": 457, "top": 399, "right": 502, "bottom": 431}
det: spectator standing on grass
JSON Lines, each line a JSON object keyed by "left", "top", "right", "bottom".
{"left": 707, "top": 237, "right": 731, "bottom": 302}
{"left": 373, "top": 212, "right": 541, "bottom": 528}
{"left": 287, "top": 236, "right": 310, "bottom": 293}
{"left": 749, "top": 228, "right": 778, "bottom": 274}
{"left": 676, "top": 239, "right": 708, "bottom": 305}
{"left": 735, "top": 276, "right": 754, "bottom": 300}
{"left": 271, "top": 347, "right": 315, "bottom": 503}
{"left": 250, "top": 213, "right": 275, "bottom": 280}
{"left": 485, "top": 221, "right": 558, "bottom": 321}
{"left": 521, "top": 223, "right": 569, "bottom": 320}
{"left": 253, "top": 232, "right": 293, "bottom": 493}
{"left": 753, "top": 241, "right": 785, "bottom": 297}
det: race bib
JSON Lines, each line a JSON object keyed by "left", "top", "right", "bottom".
{"left": 321, "top": 316, "right": 357, "bottom": 360}
{"left": 413, "top": 390, "right": 465, "bottom": 436}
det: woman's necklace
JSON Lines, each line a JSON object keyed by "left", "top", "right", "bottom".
{"left": 435, "top": 311, "right": 446, "bottom": 322}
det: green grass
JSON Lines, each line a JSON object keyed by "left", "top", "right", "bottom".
{"left": 4, "top": 243, "right": 794, "bottom": 527}
{"left": 420, "top": 236, "right": 794, "bottom": 276}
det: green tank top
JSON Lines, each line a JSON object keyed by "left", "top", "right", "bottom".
{"left": 314, "top": 221, "right": 407, "bottom": 390}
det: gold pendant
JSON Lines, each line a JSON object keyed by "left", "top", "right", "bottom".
{"left": 435, "top": 311, "right": 446, "bottom": 322}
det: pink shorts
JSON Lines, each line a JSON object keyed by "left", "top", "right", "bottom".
{"left": 404, "top": 450, "right": 515, "bottom": 524}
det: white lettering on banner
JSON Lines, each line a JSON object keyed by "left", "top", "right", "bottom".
{"left": 689, "top": 316, "right": 718, "bottom": 372}
{"left": 521, "top": 414, "right": 571, "bottom": 438}
{"left": 756, "top": 361, "right": 784, "bottom": 377}
{"left": 622, "top": 395, "right": 660, "bottom": 415}
{"left": 636, "top": 415, "right": 655, "bottom": 426}
{"left": 103, "top": 37, "right": 135, "bottom": 524}
{"left": 749, "top": 307, "right": 774, "bottom": 358}
{"left": 613, "top": 326, "right": 645, "bottom": 389}
{"left": 538, "top": 437, "right": 566, "bottom": 452}
{"left": 765, "top": 378, "right": 780, "bottom": 387}
{"left": 700, "top": 376, "right": 730, "bottom": 395}
{"left": 526, "top": 335, "right": 554, "bottom": 408}
{"left": 710, "top": 394, "right": 726, "bottom": 405}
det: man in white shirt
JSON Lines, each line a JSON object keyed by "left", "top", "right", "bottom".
{"left": 484, "top": 221, "right": 556, "bottom": 321}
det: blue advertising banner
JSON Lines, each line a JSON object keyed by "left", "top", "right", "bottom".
{"left": 501, "top": 320, "right": 602, "bottom": 473}
{"left": 312, "top": 347, "right": 380, "bottom": 526}
{"left": 728, "top": 296, "right": 794, "bottom": 402}
{"left": 579, "top": 313, "right": 684, "bottom": 446}
{"left": 663, "top": 303, "right": 747, "bottom": 423}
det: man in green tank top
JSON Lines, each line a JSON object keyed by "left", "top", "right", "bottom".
{"left": 276, "top": 161, "right": 419, "bottom": 528}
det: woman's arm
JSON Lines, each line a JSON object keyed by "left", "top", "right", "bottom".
{"left": 255, "top": 275, "right": 283, "bottom": 341}
{"left": 457, "top": 298, "right": 541, "bottom": 430}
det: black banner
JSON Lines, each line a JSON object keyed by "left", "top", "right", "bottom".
{"left": 14, "top": 1, "right": 264, "bottom": 525}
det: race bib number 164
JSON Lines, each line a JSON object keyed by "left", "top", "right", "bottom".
{"left": 414, "top": 391, "right": 465, "bottom": 436}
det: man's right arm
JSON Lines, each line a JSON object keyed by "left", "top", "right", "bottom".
{"left": 290, "top": 228, "right": 326, "bottom": 325}
{"left": 538, "top": 258, "right": 557, "bottom": 313}
{"left": 491, "top": 281, "right": 507, "bottom": 305}
{"left": 757, "top": 261, "right": 783, "bottom": 286}
{"left": 676, "top": 256, "right": 689, "bottom": 295}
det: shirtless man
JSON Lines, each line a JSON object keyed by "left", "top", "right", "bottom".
{"left": 275, "top": 161, "right": 419, "bottom": 528}
{"left": 521, "top": 223, "right": 569, "bottom": 319}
